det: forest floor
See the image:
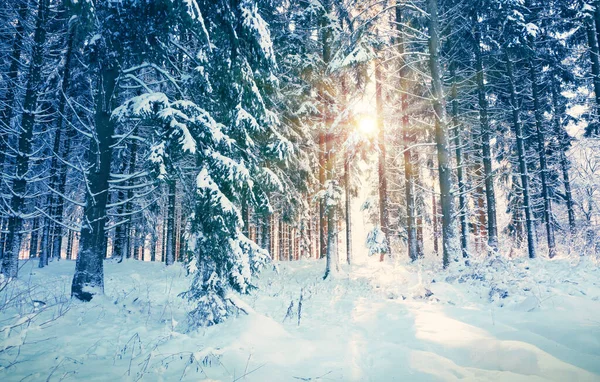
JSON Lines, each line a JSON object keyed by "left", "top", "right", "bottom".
{"left": 1, "top": 254, "right": 599, "bottom": 381}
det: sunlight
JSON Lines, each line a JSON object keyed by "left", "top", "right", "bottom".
{"left": 357, "top": 115, "right": 377, "bottom": 137}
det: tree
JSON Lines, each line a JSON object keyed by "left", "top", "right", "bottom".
{"left": 426, "top": 0, "right": 459, "bottom": 267}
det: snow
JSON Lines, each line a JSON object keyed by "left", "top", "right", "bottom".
{"left": 239, "top": 0, "right": 276, "bottom": 68}
{"left": 1, "top": 254, "right": 598, "bottom": 381}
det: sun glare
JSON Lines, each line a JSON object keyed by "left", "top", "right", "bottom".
{"left": 357, "top": 115, "right": 377, "bottom": 136}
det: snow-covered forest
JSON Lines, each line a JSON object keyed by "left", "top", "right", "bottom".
{"left": 1, "top": 0, "right": 600, "bottom": 380}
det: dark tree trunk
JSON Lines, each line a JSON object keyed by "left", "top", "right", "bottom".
{"left": 529, "top": 59, "right": 556, "bottom": 258}
{"left": 551, "top": 83, "right": 576, "bottom": 233}
{"left": 29, "top": 218, "right": 40, "bottom": 259}
{"left": 278, "top": 218, "right": 283, "bottom": 261}
{"left": 505, "top": 52, "right": 537, "bottom": 259}
{"left": 66, "top": 229, "right": 74, "bottom": 260}
{"left": 376, "top": 61, "right": 390, "bottom": 261}
{"left": 396, "top": 5, "right": 418, "bottom": 262}
{"left": 165, "top": 179, "right": 176, "bottom": 265}
{"left": 474, "top": 30, "right": 498, "bottom": 250}
{"left": 586, "top": 22, "right": 600, "bottom": 136}
{"left": 71, "top": 63, "right": 118, "bottom": 300}
{"left": 0, "top": 1, "right": 28, "bottom": 175}
{"left": 432, "top": 193, "right": 439, "bottom": 256}
{"left": 319, "top": 132, "right": 326, "bottom": 259}
{"left": 241, "top": 198, "right": 249, "bottom": 237}
{"left": 344, "top": 155, "right": 352, "bottom": 264}
{"left": 450, "top": 65, "right": 469, "bottom": 259}
{"left": 2, "top": 0, "right": 49, "bottom": 277}
{"left": 49, "top": 22, "right": 77, "bottom": 262}
{"left": 427, "top": 0, "right": 458, "bottom": 267}
{"left": 39, "top": 221, "right": 50, "bottom": 268}
{"left": 262, "top": 214, "right": 271, "bottom": 256}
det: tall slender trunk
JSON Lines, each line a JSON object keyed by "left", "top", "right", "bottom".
{"left": 426, "top": 0, "right": 458, "bottom": 267}
{"left": 474, "top": 30, "right": 498, "bottom": 250}
{"left": 322, "top": 0, "right": 338, "bottom": 279}
{"left": 29, "top": 218, "right": 40, "bottom": 259}
{"left": 71, "top": 62, "right": 118, "bottom": 300}
{"left": 505, "top": 51, "right": 537, "bottom": 259}
{"left": 529, "top": 59, "right": 556, "bottom": 258}
{"left": 0, "top": 1, "right": 28, "bottom": 175}
{"left": 594, "top": 0, "right": 600, "bottom": 68}
{"left": 262, "top": 214, "right": 270, "bottom": 255}
{"left": 39, "top": 221, "right": 50, "bottom": 267}
{"left": 551, "top": 83, "right": 576, "bottom": 233}
{"left": 278, "top": 218, "right": 283, "bottom": 261}
{"left": 165, "top": 179, "right": 176, "bottom": 265}
{"left": 432, "top": 193, "right": 439, "bottom": 256}
{"left": 396, "top": 4, "right": 418, "bottom": 261}
{"left": 0, "top": 3, "right": 29, "bottom": 264}
{"left": 49, "top": 21, "right": 77, "bottom": 262}
{"left": 66, "top": 229, "right": 74, "bottom": 260}
{"left": 344, "top": 154, "right": 352, "bottom": 264}
{"left": 587, "top": 22, "right": 600, "bottom": 136}
{"left": 241, "top": 198, "right": 249, "bottom": 237}
{"left": 414, "top": 154, "right": 424, "bottom": 258}
{"left": 376, "top": 61, "right": 390, "bottom": 261}
{"left": 324, "top": 134, "right": 338, "bottom": 278}
{"left": 123, "top": 140, "right": 138, "bottom": 260}
{"left": 2, "top": 0, "right": 49, "bottom": 277}
{"left": 150, "top": 232, "right": 157, "bottom": 262}
{"left": 450, "top": 65, "right": 469, "bottom": 259}
{"left": 319, "top": 133, "right": 326, "bottom": 259}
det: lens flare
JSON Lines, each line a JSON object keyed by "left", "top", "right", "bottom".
{"left": 357, "top": 115, "right": 377, "bottom": 136}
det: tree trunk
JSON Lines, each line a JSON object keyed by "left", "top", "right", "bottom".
{"left": 49, "top": 22, "right": 77, "bottom": 262}
{"left": 396, "top": 4, "right": 418, "bottom": 262}
{"left": 66, "top": 229, "right": 74, "bottom": 260}
{"left": 529, "top": 59, "right": 556, "bottom": 258}
{"left": 505, "top": 52, "right": 537, "bottom": 259}
{"left": 551, "top": 82, "right": 576, "bottom": 233}
{"left": 165, "top": 179, "right": 176, "bottom": 265}
{"left": 2, "top": 0, "right": 49, "bottom": 277}
{"left": 71, "top": 62, "right": 118, "bottom": 300}
{"left": 319, "top": 133, "right": 326, "bottom": 259}
{"left": 587, "top": 22, "right": 600, "bottom": 136}
{"left": 474, "top": 30, "right": 498, "bottom": 250}
{"left": 432, "top": 192, "right": 439, "bottom": 256}
{"left": 426, "top": 0, "right": 458, "bottom": 267}
{"left": 450, "top": 64, "right": 469, "bottom": 259}
{"left": 0, "top": 1, "right": 28, "bottom": 175}
{"left": 29, "top": 218, "right": 40, "bottom": 259}
{"left": 376, "top": 60, "right": 390, "bottom": 261}
{"left": 39, "top": 221, "right": 50, "bottom": 268}
{"left": 344, "top": 154, "right": 352, "bottom": 264}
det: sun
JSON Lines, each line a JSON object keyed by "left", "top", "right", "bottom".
{"left": 357, "top": 115, "right": 377, "bottom": 136}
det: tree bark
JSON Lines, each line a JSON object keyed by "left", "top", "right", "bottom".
{"left": 29, "top": 218, "right": 40, "bottom": 259}
{"left": 0, "top": 1, "right": 28, "bottom": 175}
{"left": 450, "top": 64, "right": 469, "bottom": 259}
{"left": 2, "top": 0, "right": 49, "bottom": 277}
{"left": 426, "top": 0, "right": 458, "bottom": 267}
{"left": 71, "top": 61, "right": 118, "bottom": 300}
{"left": 49, "top": 20, "right": 77, "bottom": 262}
{"left": 529, "top": 59, "right": 556, "bottom": 258}
{"left": 551, "top": 82, "right": 576, "bottom": 233}
{"left": 587, "top": 22, "right": 600, "bottom": 136}
{"left": 165, "top": 178, "right": 176, "bottom": 265}
{"left": 505, "top": 52, "right": 537, "bottom": 259}
{"left": 395, "top": 4, "right": 418, "bottom": 261}
{"left": 474, "top": 29, "right": 498, "bottom": 250}
{"left": 376, "top": 61, "right": 390, "bottom": 261}
{"left": 344, "top": 154, "right": 352, "bottom": 264}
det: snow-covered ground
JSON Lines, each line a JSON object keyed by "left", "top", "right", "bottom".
{"left": 1, "top": 254, "right": 599, "bottom": 381}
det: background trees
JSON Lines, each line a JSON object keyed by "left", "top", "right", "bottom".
{"left": 2, "top": 0, "right": 600, "bottom": 326}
